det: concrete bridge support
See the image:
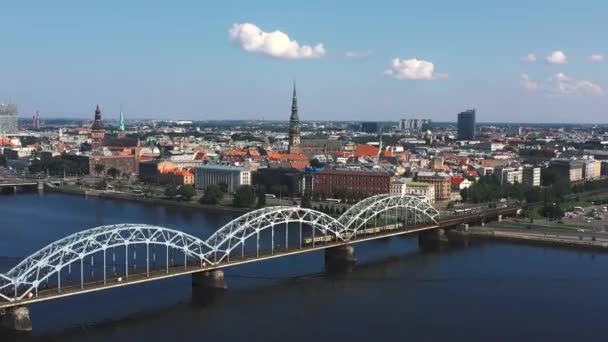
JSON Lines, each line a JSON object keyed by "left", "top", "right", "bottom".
{"left": 0, "top": 306, "right": 32, "bottom": 332}
{"left": 325, "top": 245, "right": 357, "bottom": 272}
{"left": 192, "top": 270, "right": 227, "bottom": 290}
{"left": 418, "top": 228, "right": 448, "bottom": 250}
{"left": 192, "top": 270, "right": 227, "bottom": 305}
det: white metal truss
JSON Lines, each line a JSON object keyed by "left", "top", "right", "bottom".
{"left": 203, "top": 206, "right": 345, "bottom": 264}
{"left": 338, "top": 195, "right": 440, "bottom": 238}
{"left": 0, "top": 224, "right": 215, "bottom": 301}
{"left": 0, "top": 194, "right": 440, "bottom": 304}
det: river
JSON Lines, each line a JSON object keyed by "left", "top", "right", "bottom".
{"left": 1, "top": 193, "right": 607, "bottom": 341}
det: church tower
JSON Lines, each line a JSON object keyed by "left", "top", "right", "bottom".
{"left": 288, "top": 82, "right": 301, "bottom": 154}
{"left": 91, "top": 105, "right": 105, "bottom": 150}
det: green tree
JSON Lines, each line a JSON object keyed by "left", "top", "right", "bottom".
{"left": 94, "top": 164, "right": 105, "bottom": 176}
{"left": 256, "top": 185, "right": 267, "bottom": 208}
{"left": 301, "top": 195, "right": 312, "bottom": 208}
{"left": 164, "top": 185, "right": 179, "bottom": 199}
{"left": 200, "top": 184, "right": 224, "bottom": 205}
{"left": 218, "top": 182, "right": 229, "bottom": 193}
{"left": 233, "top": 185, "right": 256, "bottom": 208}
{"left": 178, "top": 185, "right": 196, "bottom": 201}
{"left": 107, "top": 167, "right": 120, "bottom": 179}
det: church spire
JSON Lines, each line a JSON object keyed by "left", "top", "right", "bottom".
{"left": 290, "top": 81, "right": 298, "bottom": 121}
{"left": 288, "top": 82, "right": 301, "bottom": 153}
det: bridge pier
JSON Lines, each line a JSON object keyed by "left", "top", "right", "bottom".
{"left": 192, "top": 270, "right": 227, "bottom": 290}
{"left": 192, "top": 270, "right": 227, "bottom": 305}
{"left": 418, "top": 228, "right": 448, "bottom": 250}
{"left": 0, "top": 306, "right": 32, "bottom": 332}
{"left": 325, "top": 245, "right": 357, "bottom": 272}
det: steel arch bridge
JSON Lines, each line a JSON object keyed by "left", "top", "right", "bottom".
{"left": 0, "top": 194, "right": 439, "bottom": 306}
{"left": 338, "top": 194, "right": 440, "bottom": 239}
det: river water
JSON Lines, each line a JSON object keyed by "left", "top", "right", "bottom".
{"left": 1, "top": 193, "right": 607, "bottom": 341}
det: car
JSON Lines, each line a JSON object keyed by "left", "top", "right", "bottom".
{"left": 585, "top": 219, "right": 592, "bottom": 223}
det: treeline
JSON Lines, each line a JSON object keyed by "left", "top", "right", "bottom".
{"left": 29, "top": 156, "right": 88, "bottom": 176}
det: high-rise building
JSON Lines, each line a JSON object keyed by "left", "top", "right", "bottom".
{"left": 288, "top": 82, "right": 301, "bottom": 154}
{"left": 0, "top": 103, "right": 18, "bottom": 134}
{"left": 91, "top": 105, "right": 105, "bottom": 150}
{"left": 32, "top": 111, "right": 40, "bottom": 130}
{"left": 360, "top": 122, "right": 378, "bottom": 133}
{"left": 457, "top": 109, "right": 476, "bottom": 140}
{"left": 399, "top": 118, "right": 431, "bottom": 132}
{"left": 118, "top": 107, "right": 126, "bottom": 132}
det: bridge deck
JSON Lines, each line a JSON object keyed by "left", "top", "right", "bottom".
{"left": 0, "top": 223, "right": 440, "bottom": 309}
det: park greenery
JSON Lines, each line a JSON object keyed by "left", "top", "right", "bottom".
{"left": 164, "top": 184, "right": 196, "bottom": 201}
{"left": 199, "top": 184, "right": 225, "bottom": 205}
{"left": 233, "top": 185, "right": 256, "bottom": 208}
{"left": 462, "top": 169, "right": 608, "bottom": 219}
{"left": 29, "top": 156, "right": 88, "bottom": 176}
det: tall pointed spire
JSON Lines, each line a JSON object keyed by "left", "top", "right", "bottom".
{"left": 288, "top": 81, "right": 301, "bottom": 153}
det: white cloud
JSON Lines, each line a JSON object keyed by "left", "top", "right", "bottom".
{"left": 551, "top": 73, "right": 603, "bottom": 96}
{"left": 521, "top": 53, "right": 537, "bottom": 63}
{"left": 228, "top": 22, "right": 325, "bottom": 59}
{"left": 345, "top": 50, "right": 373, "bottom": 58}
{"left": 384, "top": 58, "right": 446, "bottom": 80}
{"left": 546, "top": 50, "right": 567, "bottom": 64}
{"left": 520, "top": 73, "right": 540, "bottom": 91}
{"left": 589, "top": 54, "right": 604, "bottom": 63}
{"left": 521, "top": 72, "right": 603, "bottom": 96}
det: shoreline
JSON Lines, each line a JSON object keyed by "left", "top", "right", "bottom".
{"left": 46, "top": 186, "right": 250, "bottom": 214}
{"left": 463, "top": 227, "right": 608, "bottom": 252}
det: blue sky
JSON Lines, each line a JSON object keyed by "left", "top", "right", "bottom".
{"left": 0, "top": 0, "right": 606, "bottom": 123}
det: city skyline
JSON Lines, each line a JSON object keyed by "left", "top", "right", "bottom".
{"left": 0, "top": 1, "right": 607, "bottom": 123}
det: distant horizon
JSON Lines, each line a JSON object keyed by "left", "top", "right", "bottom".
{"left": 1, "top": 1, "right": 607, "bottom": 123}
{"left": 15, "top": 116, "right": 608, "bottom": 126}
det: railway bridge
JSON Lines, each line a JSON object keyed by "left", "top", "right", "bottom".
{"left": 0, "top": 194, "right": 517, "bottom": 331}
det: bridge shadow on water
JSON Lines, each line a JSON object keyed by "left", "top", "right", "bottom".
{"left": 0, "top": 236, "right": 483, "bottom": 342}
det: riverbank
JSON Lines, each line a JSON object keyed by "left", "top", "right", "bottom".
{"left": 46, "top": 185, "right": 250, "bottom": 214}
{"left": 465, "top": 225, "right": 608, "bottom": 251}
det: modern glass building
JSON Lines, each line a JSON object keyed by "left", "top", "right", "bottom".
{"left": 457, "top": 109, "right": 476, "bottom": 140}
{"left": 0, "top": 103, "right": 18, "bottom": 134}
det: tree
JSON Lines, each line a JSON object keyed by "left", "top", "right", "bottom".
{"left": 107, "top": 167, "right": 120, "bottom": 179}
{"left": 200, "top": 184, "right": 224, "bottom": 205}
{"left": 301, "top": 195, "right": 312, "bottom": 208}
{"left": 256, "top": 185, "right": 267, "bottom": 208}
{"left": 233, "top": 185, "right": 256, "bottom": 208}
{"left": 218, "top": 182, "right": 229, "bottom": 193}
{"left": 179, "top": 185, "right": 196, "bottom": 201}
{"left": 94, "top": 164, "right": 105, "bottom": 176}
{"left": 164, "top": 185, "right": 179, "bottom": 199}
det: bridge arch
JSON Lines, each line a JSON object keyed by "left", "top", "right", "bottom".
{"left": 0, "top": 224, "right": 215, "bottom": 301}
{"left": 337, "top": 195, "right": 439, "bottom": 238}
{"left": 203, "top": 206, "right": 345, "bottom": 264}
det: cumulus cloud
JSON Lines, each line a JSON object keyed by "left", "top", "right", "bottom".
{"left": 550, "top": 73, "right": 603, "bottom": 96}
{"left": 521, "top": 53, "right": 537, "bottom": 63}
{"left": 521, "top": 73, "right": 603, "bottom": 96}
{"left": 589, "top": 54, "right": 604, "bottom": 63}
{"left": 384, "top": 58, "right": 446, "bottom": 80}
{"left": 546, "top": 50, "right": 567, "bottom": 64}
{"left": 520, "top": 73, "right": 540, "bottom": 91}
{"left": 228, "top": 22, "right": 325, "bottom": 59}
{"left": 345, "top": 50, "right": 373, "bottom": 58}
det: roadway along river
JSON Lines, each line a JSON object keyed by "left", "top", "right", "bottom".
{"left": 2, "top": 193, "right": 608, "bottom": 341}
